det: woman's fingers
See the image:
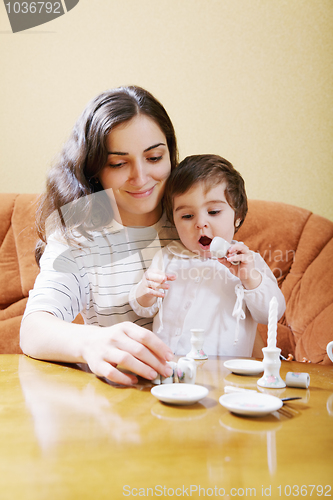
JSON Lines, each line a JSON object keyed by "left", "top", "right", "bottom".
{"left": 84, "top": 323, "right": 174, "bottom": 385}
{"left": 114, "top": 323, "right": 174, "bottom": 374}
{"left": 83, "top": 323, "right": 175, "bottom": 385}
{"left": 97, "top": 360, "right": 139, "bottom": 385}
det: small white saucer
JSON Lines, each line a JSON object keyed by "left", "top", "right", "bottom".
{"left": 219, "top": 392, "right": 282, "bottom": 417}
{"left": 224, "top": 359, "right": 264, "bottom": 375}
{"left": 151, "top": 383, "right": 208, "bottom": 405}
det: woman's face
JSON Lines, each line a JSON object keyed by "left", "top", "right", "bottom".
{"left": 99, "top": 114, "right": 171, "bottom": 227}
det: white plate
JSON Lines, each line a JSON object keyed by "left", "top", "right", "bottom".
{"left": 219, "top": 392, "right": 283, "bottom": 416}
{"left": 224, "top": 359, "right": 264, "bottom": 375}
{"left": 151, "top": 383, "right": 208, "bottom": 405}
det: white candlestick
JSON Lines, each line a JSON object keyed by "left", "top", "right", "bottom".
{"left": 267, "top": 296, "right": 278, "bottom": 349}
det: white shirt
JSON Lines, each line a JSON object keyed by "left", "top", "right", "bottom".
{"left": 129, "top": 241, "right": 286, "bottom": 356}
{"left": 24, "top": 214, "right": 179, "bottom": 329}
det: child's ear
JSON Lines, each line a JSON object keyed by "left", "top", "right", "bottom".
{"left": 235, "top": 218, "right": 241, "bottom": 228}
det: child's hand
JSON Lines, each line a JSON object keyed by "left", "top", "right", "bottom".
{"left": 218, "top": 242, "right": 262, "bottom": 290}
{"left": 136, "top": 270, "right": 176, "bottom": 307}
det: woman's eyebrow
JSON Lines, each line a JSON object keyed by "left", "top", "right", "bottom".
{"left": 144, "top": 142, "right": 166, "bottom": 152}
{"left": 107, "top": 142, "right": 166, "bottom": 156}
{"left": 107, "top": 151, "right": 127, "bottom": 156}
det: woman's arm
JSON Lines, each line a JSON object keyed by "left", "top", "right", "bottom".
{"left": 20, "top": 312, "right": 174, "bottom": 385}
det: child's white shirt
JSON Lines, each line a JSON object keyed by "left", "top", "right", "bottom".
{"left": 129, "top": 241, "right": 286, "bottom": 356}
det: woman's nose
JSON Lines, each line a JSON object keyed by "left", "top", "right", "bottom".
{"left": 128, "top": 160, "right": 149, "bottom": 186}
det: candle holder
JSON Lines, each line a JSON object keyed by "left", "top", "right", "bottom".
{"left": 186, "top": 329, "right": 208, "bottom": 360}
{"left": 257, "top": 347, "right": 286, "bottom": 389}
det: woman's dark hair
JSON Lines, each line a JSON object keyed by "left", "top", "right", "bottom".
{"left": 164, "top": 154, "right": 248, "bottom": 231}
{"left": 35, "top": 86, "right": 178, "bottom": 263}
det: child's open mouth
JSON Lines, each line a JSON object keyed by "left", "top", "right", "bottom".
{"left": 198, "top": 236, "right": 212, "bottom": 249}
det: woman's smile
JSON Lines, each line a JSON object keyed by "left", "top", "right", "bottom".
{"left": 125, "top": 185, "right": 156, "bottom": 198}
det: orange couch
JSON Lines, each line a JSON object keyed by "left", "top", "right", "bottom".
{"left": 1, "top": 193, "right": 332, "bottom": 363}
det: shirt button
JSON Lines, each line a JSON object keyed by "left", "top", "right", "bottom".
{"left": 194, "top": 277, "right": 201, "bottom": 283}
{"left": 184, "top": 302, "right": 191, "bottom": 310}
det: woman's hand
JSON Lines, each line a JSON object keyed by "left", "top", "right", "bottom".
{"left": 20, "top": 312, "right": 174, "bottom": 386}
{"left": 136, "top": 269, "right": 176, "bottom": 307}
{"left": 219, "top": 242, "right": 262, "bottom": 290}
{"left": 81, "top": 321, "right": 174, "bottom": 385}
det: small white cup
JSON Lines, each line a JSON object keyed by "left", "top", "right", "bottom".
{"left": 210, "top": 236, "right": 239, "bottom": 265}
{"left": 285, "top": 372, "right": 310, "bottom": 389}
{"left": 327, "top": 341, "right": 333, "bottom": 363}
{"left": 161, "top": 361, "right": 177, "bottom": 384}
{"left": 177, "top": 357, "right": 197, "bottom": 384}
{"left": 210, "top": 236, "right": 231, "bottom": 259}
{"left": 152, "top": 361, "right": 177, "bottom": 385}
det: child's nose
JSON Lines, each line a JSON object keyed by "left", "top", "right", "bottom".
{"left": 195, "top": 216, "right": 208, "bottom": 229}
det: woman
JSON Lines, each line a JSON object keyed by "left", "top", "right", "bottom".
{"left": 20, "top": 86, "right": 179, "bottom": 385}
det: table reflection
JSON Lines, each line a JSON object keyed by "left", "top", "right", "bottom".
{"left": 12, "top": 353, "right": 333, "bottom": 496}
{"left": 18, "top": 356, "right": 143, "bottom": 452}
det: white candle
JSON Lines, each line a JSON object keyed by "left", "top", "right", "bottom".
{"left": 267, "top": 296, "right": 278, "bottom": 349}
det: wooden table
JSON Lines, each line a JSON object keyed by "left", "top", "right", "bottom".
{"left": 0, "top": 354, "right": 332, "bottom": 499}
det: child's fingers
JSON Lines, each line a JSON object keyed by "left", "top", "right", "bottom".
{"left": 145, "top": 271, "right": 176, "bottom": 285}
{"left": 226, "top": 247, "right": 254, "bottom": 266}
{"left": 165, "top": 273, "right": 177, "bottom": 281}
{"left": 146, "top": 279, "right": 170, "bottom": 291}
{"left": 145, "top": 270, "right": 167, "bottom": 285}
{"left": 147, "top": 288, "right": 167, "bottom": 298}
{"left": 228, "top": 242, "right": 249, "bottom": 254}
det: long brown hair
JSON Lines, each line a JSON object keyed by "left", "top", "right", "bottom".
{"left": 35, "top": 86, "right": 178, "bottom": 263}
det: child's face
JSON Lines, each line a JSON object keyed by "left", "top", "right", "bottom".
{"left": 172, "top": 182, "right": 236, "bottom": 257}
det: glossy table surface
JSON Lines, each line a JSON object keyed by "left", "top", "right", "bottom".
{"left": 0, "top": 354, "right": 332, "bottom": 500}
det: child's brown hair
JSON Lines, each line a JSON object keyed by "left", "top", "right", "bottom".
{"left": 164, "top": 154, "right": 248, "bottom": 231}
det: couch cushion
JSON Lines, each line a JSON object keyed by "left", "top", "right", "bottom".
{"left": 0, "top": 194, "right": 40, "bottom": 309}
{"left": 238, "top": 200, "right": 333, "bottom": 363}
{"left": 0, "top": 194, "right": 40, "bottom": 353}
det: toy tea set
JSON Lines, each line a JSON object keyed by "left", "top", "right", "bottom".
{"left": 151, "top": 238, "right": 313, "bottom": 414}
{"left": 150, "top": 328, "right": 209, "bottom": 405}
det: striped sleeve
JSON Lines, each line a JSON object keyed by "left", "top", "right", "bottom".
{"left": 23, "top": 237, "right": 85, "bottom": 323}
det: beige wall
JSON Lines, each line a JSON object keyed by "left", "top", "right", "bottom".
{"left": 1, "top": 0, "right": 332, "bottom": 220}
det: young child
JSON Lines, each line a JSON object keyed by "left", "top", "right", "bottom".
{"left": 129, "top": 154, "right": 286, "bottom": 356}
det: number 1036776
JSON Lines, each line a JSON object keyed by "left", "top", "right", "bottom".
{"left": 277, "top": 485, "right": 331, "bottom": 496}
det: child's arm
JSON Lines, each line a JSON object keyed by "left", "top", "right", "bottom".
{"left": 221, "top": 245, "right": 286, "bottom": 323}
{"left": 135, "top": 270, "right": 176, "bottom": 308}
